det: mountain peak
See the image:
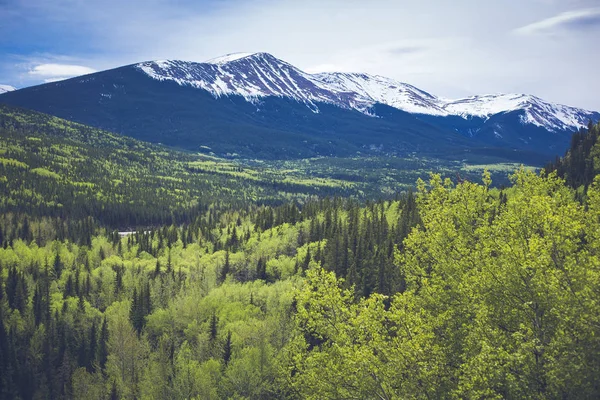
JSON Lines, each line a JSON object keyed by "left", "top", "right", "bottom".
{"left": 204, "top": 52, "right": 276, "bottom": 65}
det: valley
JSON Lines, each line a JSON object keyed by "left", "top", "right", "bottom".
{"left": 0, "top": 104, "right": 531, "bottom": 233}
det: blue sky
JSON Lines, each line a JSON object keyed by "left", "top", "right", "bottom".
{"left": 1, "top": 0, "right": 600, "bottom": 110}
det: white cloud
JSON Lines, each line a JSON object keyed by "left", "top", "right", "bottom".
{"left": 29, "top": 63, "right": 96, "bottom": 78}
{"left": 514, "top": 8, "right": 600, "bottom": 35}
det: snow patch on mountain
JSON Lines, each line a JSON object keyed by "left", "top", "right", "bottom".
{"left": 206, "top": 52, "right": 259, "bottom": 65}
{"left": 137, "top": 53, "right": 358, "bottom": 110}
{"left": 137, "top": 53, "right": 599, "bottom": 132}
{"left": 311, "top": 72, "right": 449, "bottom": 116}
{"left": 0, "top": 85, "right": 16, "bottom": 94}
{"left": 443, "top": 94, "right": 599, "bottom": 131}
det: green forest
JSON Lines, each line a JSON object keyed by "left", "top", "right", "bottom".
{"left": 1, "top": 104, "right": 600, "bottom": 399}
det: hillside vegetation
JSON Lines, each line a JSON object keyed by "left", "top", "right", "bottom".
{"left": 0, "top": 104, "right": 362, "bottom": 230}
{"left": 1, "top": 107, "right": 599, "bottom": 399}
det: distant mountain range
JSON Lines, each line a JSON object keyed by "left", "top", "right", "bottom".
{"left": 1, "top": 52, "right": 598, "bottom": 161}
{"left": 140, "top": 53, "right": 598, "bottom": 132}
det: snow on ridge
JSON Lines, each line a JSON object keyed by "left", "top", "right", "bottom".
{"left": 0, "top": 84, "right": 16, "bottom": 94}
{"left": 442, "top": 93, "right": 597, "bottom": 131}
{"left": 205, "top": 52, "right": 258, "bottom": 65}
{"left": 443, "top": 93, "right": 531, "bottom": 117}
{"left": 311, "top": 72, "right": 448, "bottom": 116}
{"left": 136, "top": 53, "right": 598, "bottom": 131}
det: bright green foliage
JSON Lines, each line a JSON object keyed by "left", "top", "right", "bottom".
{"left": 287, "top": 169, "right": 600, "bottom": 399}
{"left": 0, "top": 104, "right": 364, "bottom": 233}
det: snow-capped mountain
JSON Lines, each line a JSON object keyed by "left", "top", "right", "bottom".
{"left": 1, "top": 52, "right": 597, "bottom": 161}
{"left": 137, "top": 52, "right": 598, "bottom": 132}
{"left": 137, "top": 53, "right": 361, "bottom": 113}
{"left": 0, "top": 85, "right": 16, "bottom": 94}
{"left": 442, "top": 94, "right": 597, "bottom": 132}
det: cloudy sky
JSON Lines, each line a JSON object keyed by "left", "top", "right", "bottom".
{"left": 1, "top": 0, "right": 599, "bottom": 109}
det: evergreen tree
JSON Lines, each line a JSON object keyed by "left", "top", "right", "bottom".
{"left": 53, "top": 253, "right": 63, "bottom": 278}
{"left": 33, "top": 285, "right": 44, "bottom": 326}
{"left": 110, "top": 381, "right": 118, "bottom": 400}
{"left": 220, "top": 251, "right": 230, "bottom": 284}
{"left": 223, "top": 330, "right": 232, "bottom": 366}
{"left": 256, "top": 257, "right": 267, "bottom": 281}
{"left": 89, "top": 320, "right": 97, "bottom": 372}
{"left": 154, "top": 259, "right": 161, "bottom": 278}
{"left": 97, "top": 317, "right": 108, "bottom": 372}
{"left": 210, "top": 313, "right": 218, "bottom": 341}
{"left": 130, "top": 288, "right": 144, "bottom": 334}
{"left": 302, "top": 247, "right": 311, "bottom": 273}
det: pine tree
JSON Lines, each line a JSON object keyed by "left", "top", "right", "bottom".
{"left": 53, "top": 253, "right": 63, "bottom": 278}
{"left": 115, "top": 267, "right": 123, "bottom": 295}
{"left": 166, "top": 250, "right": 172, "bottom": 275}
{"left": 209, "top": 313, "right": 218, "bottom": 341}
{"left": 7, "top": 268, "right": 27, "bottom": 312}
{"left": 130, "top": 288, "right": 143, "bottom": 334}
{"left": 84, "top": 275, "right": 91, "bottom": 298}
{"left": 33, "top": 285, "right": 43, "bottom": 326}
{"left": 302, "top": 247, "right": 311, "bottom": 273}
{"left": 109, "top": 381, "right": 118, "bottom": 400}
{"left": 220, "top": 251, "right": 230, "bottom": 284}
{"left": 256, "top": 257, "right": 267, "bottom": 281}
{"left": 89, "top": 321, "right": 97, "bottom": 372}
{"left": 142, "top": 281, "right": 152, "bottom": 317}
{"left": 223, "top": 330, "right": 232, "bottom": 366}
{"left": 77, "top": 336, "right": 87, "bottom": 371}
{"left": 6, "top": 267, "right": 18, "bottom": 310}
{"left": 64, "top": 275, "right": 74, "bottom": 298}
{"left": 97, "top": 317, "right": 108, "bottom": 372}
{"left": 154, "top": 259, "right": 161, "bottom": 278}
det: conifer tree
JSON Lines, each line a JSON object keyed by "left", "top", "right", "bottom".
{"left": 97, "top": 317, "right": 108, "bottom": 372}
{"left": 220, "top": 251, "right": 230, "bottom": 284}
{"left": 210, "top": 313, "right": 218, "bottom": 341}
{"left": 130, "top": 288, "right": 143, "bottom": 334}
{"left": 53, "top": 252, "right": 63, "bottom": 278}
{"left": 256, "top": 257, "right": 267, "bottom": 281}
{"left": 33, "top": 285, "right": 43, "bottom": 326}
{"left": 89, "top": 321, "right": 97, "bottom": 372}
{"left": 223, "top": 330, "right": 232, "bottom": 366}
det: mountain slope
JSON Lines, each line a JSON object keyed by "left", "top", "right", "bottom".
{"left": 0, "top": 104, "right": 371, "bottom": 227}
{"left": 0, "top": 64, "right": 472, "bottom": 159}
{"left": 1, "top": 52, "right": 597, "bottom": 160}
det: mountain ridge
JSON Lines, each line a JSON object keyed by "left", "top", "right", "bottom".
{"left": 136, "top": 52, "right": 599, "bottom": 132}
{"left": 0, "top": 52, "right": 598, "bottom": 161}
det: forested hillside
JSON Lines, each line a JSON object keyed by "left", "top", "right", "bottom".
{"left": 1, "top": 109, "right": 599, "bottom": 399}
{"left": 546, "top": 121, "right": 600, "bottom": 189}
{"left": 0, "top": 104, "right": 364, "bottom": 241}
{"left": 1, "top": 166, "right": 599, "bottom": 398}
